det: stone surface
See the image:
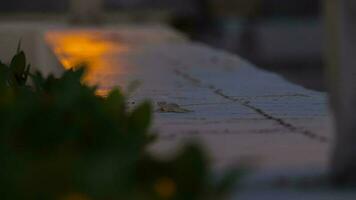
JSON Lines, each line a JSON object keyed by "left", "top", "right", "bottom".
{"left": 44, "top": 29, "right": 333, "bottom": 172}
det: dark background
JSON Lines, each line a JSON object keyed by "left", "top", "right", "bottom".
{"left": 0, "top": 0, "right": 324, "bottom": 91}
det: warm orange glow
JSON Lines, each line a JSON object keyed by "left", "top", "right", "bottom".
{"left": 45, "top": 30, "right": 130, "bottom": 95}
{"left": 154, "top": 177, "right": 176, "bottom": 199}
{"left": 60, "top": 193, "right": 91, "bottom": 200}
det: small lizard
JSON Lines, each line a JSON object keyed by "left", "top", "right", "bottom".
{"left": 156, "top": 102, "right": 192, "bottom": 113}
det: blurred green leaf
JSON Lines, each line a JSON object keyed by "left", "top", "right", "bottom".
{"left": 0, "top": 47, "right": 243, "bottom": 200}
{"left": 10, "top": 51, "right": 27, "bottom": 84}
{"left": 129, "top": 102, "right": 152, "bottom": 134}
{"left": 0, "top": 61, "right": 9, "bottom": 86}
{"left": 16, "top": 39, "right": 22, "bottom": 54}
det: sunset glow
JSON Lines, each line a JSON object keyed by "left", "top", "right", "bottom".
{"left": 45, "top": 30, "right": 130, "bottom": 95}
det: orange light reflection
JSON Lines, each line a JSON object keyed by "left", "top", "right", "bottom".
{"left": 45, "top": 31, "right": 130, "bottom": 96}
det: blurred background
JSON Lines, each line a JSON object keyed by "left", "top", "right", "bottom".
{"left": 0, "top": 0, "right": 324, "bottom": 91}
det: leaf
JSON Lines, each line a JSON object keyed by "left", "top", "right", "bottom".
{"left": 106, "top": 88, "right": 125, "bottom": 113}
{"left": 175, "top": 143, "right": 209, "bottom": 179}
{"left": 0, "top": 61, "right": 7, "bottom": 70}
{"left": 8, "top": 51, "right": 30, "bottom": 86}
{"left": 23, "top": 64, "right": 31, "bottom": 83}
{"left": 30, "top": 72, "right": 46, "bottom": 91}
{"left": 62, "top": 67, "right": 86, "bottom": 85}
{"left": 17, "top": 40, "right": 22, "bottom": 54}
{"left": 0, "top": 62, "right": 9, "bottom": 85}
{"left": 129, "top": 102, "right": 152, "bottom": 134}
{"left": 10, "top": 51, "right": 26, "bottom": 75}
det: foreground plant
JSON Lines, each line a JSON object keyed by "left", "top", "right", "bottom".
{"left": 0, "top": 48, "right": 242, "bottom": 200}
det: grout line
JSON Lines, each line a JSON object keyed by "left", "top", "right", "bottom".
{"left": 173, "top": 69, "right": 329, "bottom": 143}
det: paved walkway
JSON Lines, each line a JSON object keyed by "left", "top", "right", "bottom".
{"left": 41, "top": 26, "right": 349, "bottom": 199}
{"left": 46, "top": 28, "right": 332, "bottom": 170}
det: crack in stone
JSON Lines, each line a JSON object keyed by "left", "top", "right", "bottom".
{"left": 174, "top": 69, "right": 329, "bottom": 143}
